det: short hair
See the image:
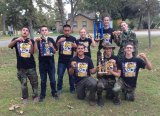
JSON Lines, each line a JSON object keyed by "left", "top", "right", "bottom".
{"left": 77, "top": 43, "right": 85, "bottom": 49}
{"left": 22, "top": 26, "right": 30, "bottom": 32}
{"left": 40, "top": 25, "right": 48, "bottom": 31}
{"left": 103, "top": 16, "right": 111, "bottom": 20}
{"left": 124, "top": 42, "right": 134, "bottom": 48}
{"left": 63, "top": 24, "right": 71, "bottom": 29}
{"left": 79, "top": 28, "right": 86, "bottom": 33}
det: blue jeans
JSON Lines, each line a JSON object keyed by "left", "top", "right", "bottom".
{"left": 57, "top": 60, "right": 75, "bottom": 92}
{"left": 39, "top": 59, "right": 57, "bottom": 97}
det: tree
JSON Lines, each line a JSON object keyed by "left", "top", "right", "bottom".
{"left": 0, "top": 0, "right": 8, "bottom": 35}
{"left": 56, "top": 0, "right": 66, "bottom": 26}
{"left": 65, "top": 0, "right": 83, "bottom": 29}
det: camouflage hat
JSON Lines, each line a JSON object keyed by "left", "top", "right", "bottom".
{"left": 103, "top": 42, "right": 116, "bottom": 49}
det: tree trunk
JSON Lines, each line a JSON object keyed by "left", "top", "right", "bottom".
{"left": 70, "top": 0, "right": 74, "bottom": 31}
{"left": 2, "top": 13, "right": 6, "bottom": 35}
{"left": 28, "top": 19, "right": 34, "bottom": 39}
{"left": 56, "top": 0, "right": 65, "bottom": 26}
{"left": 138, "top": 14, "right": 142, "bottom": 30}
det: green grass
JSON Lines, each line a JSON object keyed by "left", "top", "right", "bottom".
{"left": 0, "top": 35, "right": 160, "bottom": 116}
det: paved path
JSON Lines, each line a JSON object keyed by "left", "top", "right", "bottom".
{"left": 0, "top": 30, "right": 160, "bottom": 47}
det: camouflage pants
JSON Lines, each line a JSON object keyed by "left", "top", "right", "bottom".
{"left": 115, "top": 78, "right": 136, "bottom": 101}
{"left": 17, "top": 68, "right": 38, "bottom": 99}
{"left": 97, "top": 78, "right": 120, "bottom": 100}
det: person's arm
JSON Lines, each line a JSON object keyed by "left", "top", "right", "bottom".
{"left": 34, "top": 37, "right": 41, "bottom": 53}
{"left": 28, "top": 39, "right": 34, "bottom": 54}
{"left": 56, "top": 37, "right": 66, "bottom": 50}
{"left": 112, "top": 31, "right": 121, "bottom": 46}
{"left": 90, "top": 67, "right": 98, "bottom": 74}
{"left": 109, "top": 69, "right": 121, "bottom": 77}
{"left": 138, "top": 53, "right": 152, "bottom": 70}
{"left": 49, "top": 42, "right": 56, "bottom": 54}
{"left": 8, "top": 37, "right": 23, "bottom": 48}
{"left": 69, "top": 61, "right": 77, "bottom": 75}
{"left": 69, "top": 67, "right": 75, "bottom": 75}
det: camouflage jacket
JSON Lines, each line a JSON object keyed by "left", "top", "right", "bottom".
{"left": 115, "top": 30, "right": 138, "bottom": 60}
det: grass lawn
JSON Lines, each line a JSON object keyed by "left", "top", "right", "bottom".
{"left": 0, "top": 35, "right": 160, "bottom": 116}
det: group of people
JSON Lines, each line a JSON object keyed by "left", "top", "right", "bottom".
{"left": 8, "top": 16, "right": 152, "bottom": 107}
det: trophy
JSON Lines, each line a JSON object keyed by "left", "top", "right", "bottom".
{"left": 94, "top": 12, "right": 103, "bottom": 40}
{"left": 40, "top": 35, "right": 53, "bottom": 56}
{"left": 97, "top": 51, "right": 107, "bottom": 74}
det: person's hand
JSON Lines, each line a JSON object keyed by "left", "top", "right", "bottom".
{"left": 137, "top": 53, "right": 147, "bottom": 60}
{"left": 58, "top": 37, "right": 66, "bottom": 43}
{"left": 113, "top": 31, "right": 121, "bottom": 36}
{"left": 48, "top": 42, "right": 54, "bottom": 48}
{"left": 16, "top": 37, "right": 24, "bottom": 42}
{"left": 88, "top": 33, "right": 93, "bottom": 39}
{"left": 109, "top": 59, "right": 116, "bottom": 64}
{"left": 72, "top": 42, "right": 77, "bottom": 48}
{"left": 34, "top": 37, "right": 41, "bottom": 42}
{"left": 71, "top": 61, "right": 77, "bottom": 69}
{"left": 28, "top": 40, "right": 32, "bottom": 45}
{"left": 94, "top": 38, "right": 100, "bottom": 42}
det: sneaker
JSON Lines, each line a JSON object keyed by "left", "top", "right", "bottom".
{"left": 33, "top": 97, "right": 39, "bottom": 103}
{"left": 70, "top": 90, "right": 75, "bottom": 94}
{"left": 57, "top": 90, "right": 62, "bottom": 95}
{"left": 113, "top": 98, "right": 121, "bottom": 105}
{"left": 39, "top": 96, "right": 45, "bottom": 102}
{"left": 22, "top": 98, "right": 28, "bottom": 104}
{"left": 53, "top": 93, "right": 59, "bottom": 100}
{"left": 89, "top": 101, "right": 96, "bottom": 106}
{"left": 97, "top": 98, "right": 104, "bottom": 107}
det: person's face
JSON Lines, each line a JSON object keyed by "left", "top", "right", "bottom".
{"left": 80, "top": 29, "right": 86, "bottom": 39}
{"left": 77, "top": 45, "right": 85, "bottom": 56}
{"left": 21, "top": 28, "right": 29, "bottom": 37}
{"left": 124, "top": 45, "right": 134, "bottom": 55}
{"left": 104, "top": 47, "right": 112, "bottom": 56}
{"left": 40, "top": 27, "right": 49, "bottom": 36}
{"left": 120, "top": 22, "right": 128, "bottom": 32}
{"left": 103, "top": 17, "right": 110, "bottom": 27}
{"left": 63, "top": 27, "right": 71, "bottom": 36}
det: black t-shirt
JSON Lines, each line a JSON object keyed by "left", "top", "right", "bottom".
{"left": 117, "top": 57, "right": 146, "bottom": 88}
{"left": 56, "top": 35, "right": 77, "bottom": 62}
{"left": 37, "top": 37, "right": 57, "bottom": 63}
{"left": 98, "top": 55, "right": 118, "bottom": 80}
{"left": 98, "top": 27, "right": 114, "bottom": 50}
{"left": 70, "top": 56, "right": 94, "bottom": 84}
{"left": 11, "top": 37, "right": 36, "bottom": 69}
{"left": 77, "top": 38, "right": 92, "bottom": 57}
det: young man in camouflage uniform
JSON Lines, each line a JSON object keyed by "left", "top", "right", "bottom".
{"left": 8, "top": 27, "right": 38, "bottom": 103}
{"left": 97, "top": 43, "right": 120, "bottom": 106}
{"left": 117, "top": 43, "right": 152, "bottom": 101}
{"left": 69, "top": 44, "right": 98, "bottom": 106}
{"left": 113, "top": 21, "right": 138, "bottom": 61}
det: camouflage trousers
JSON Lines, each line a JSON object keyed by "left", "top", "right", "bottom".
{"left": 114, "top": 78, "right": 136, "bottom": 101}
{"left": 97, "top": 78, "right": 120, "bottom": 100}
{"left": 17, "top": 68, "right": 38, "bottom": 99}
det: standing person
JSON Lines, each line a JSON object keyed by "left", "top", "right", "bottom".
{"left": 77, "top": 28, "right": 96, "bottom": 58}
{"left": 34, "top": 25, "right": 58, "bottom": 102}
{"left": 56, "top": 24, "right": 77, "bottom": 94}
{"left": 8, "top": 27, "right": 38, "bottom": 103}
{"left": 69, "top": 44, "right": 97, "bottom": 106}
{"left": 117, "top": 43, "right": 152, "bottom": 101}
{"left": 98, "top": 16, "right": 115, "bottom": 51}
{"left": 97, "top": 43, "right": 121, "bottom": 106}
{"left": 113, "top": 21, "right": 138, "bottom": 61}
